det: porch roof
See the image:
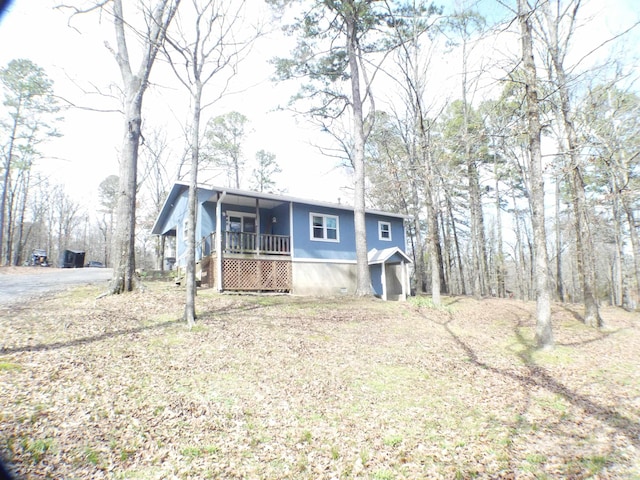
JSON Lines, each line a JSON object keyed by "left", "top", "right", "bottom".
{"left": 152, "top": 181, "right": 411, "bottom": 236}
{"left": 368, "top": 247, "right": 413, "bottom": 265}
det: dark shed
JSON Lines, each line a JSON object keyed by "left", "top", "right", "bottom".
{"left": 59, "top": 249, "right": 85, "bottom": 268}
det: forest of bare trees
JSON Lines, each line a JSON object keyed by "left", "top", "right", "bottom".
{"left": 0, "top": 0, "right": 638, "bottom": 322}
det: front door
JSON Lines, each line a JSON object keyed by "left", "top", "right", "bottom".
{"left": 243, "top": 216, "right": 256, "bottom": 235}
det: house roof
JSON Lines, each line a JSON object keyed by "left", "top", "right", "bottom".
{"left": 152, "top": 181, "right": 411, "bottom": 235}
{"left": 367, "top": 247, "right": 413, "bottom": 265}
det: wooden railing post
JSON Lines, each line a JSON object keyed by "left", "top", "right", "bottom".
{"left": 220, "top": 230, "right": 290, "bottom": 255}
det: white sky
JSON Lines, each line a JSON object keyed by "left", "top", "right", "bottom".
{"left": 0, "top": 0, "right": 353, "bottom": 214}
{"left": 0, "top": 0, "right": 638, "bottom": 218}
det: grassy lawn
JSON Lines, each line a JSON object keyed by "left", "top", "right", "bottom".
{"left": 1, "top": 284, "right": 639, "bottom": 479}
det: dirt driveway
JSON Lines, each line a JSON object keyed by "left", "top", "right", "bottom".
{"left": 0, "top": 267, "right": 112, "bottom": 306}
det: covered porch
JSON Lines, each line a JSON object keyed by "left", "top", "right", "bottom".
{"left": 368, "top": 247, "right": 413, "bottom": 301}
{"left": 199, "top": 230, "right": 290, "bottom": 257}
{"left": 197, "top": 189, "right": 293, "bottom": 292}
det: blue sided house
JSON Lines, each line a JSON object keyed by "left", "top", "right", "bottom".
{"left": 152, "top": 182, "right": 413, "bottom": 300}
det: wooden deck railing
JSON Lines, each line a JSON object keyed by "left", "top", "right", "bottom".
{"left": 201, "top": 231, "right": 290, "bottom": 257}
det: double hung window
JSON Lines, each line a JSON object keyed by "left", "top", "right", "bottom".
{"left": 378, "top": 221, "right": 391, "bottom": 241}
{"left": 310, "top": 213, "right": 339, "bottom": 242}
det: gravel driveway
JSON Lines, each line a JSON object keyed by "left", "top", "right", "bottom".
{"left": 0, "top": 267, "right": 113, "bottom": 306}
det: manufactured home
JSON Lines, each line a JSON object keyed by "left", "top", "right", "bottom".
{"left": 151, "top": 182, "right": 412, "bottom": 300}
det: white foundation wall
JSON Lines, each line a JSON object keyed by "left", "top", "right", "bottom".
{"left": 291, "top": 261, "right": 357, "bottom": 296}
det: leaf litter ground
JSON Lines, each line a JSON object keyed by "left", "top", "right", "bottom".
{"left": 0, "top": 284, "right": 639, "bottom": 479}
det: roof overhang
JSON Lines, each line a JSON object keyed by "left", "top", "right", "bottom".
{"left": 152, "top": 181, "right": 413, "bottom": 236}
{"left": 151, "top": 183, "right": 189, "bottom": 235}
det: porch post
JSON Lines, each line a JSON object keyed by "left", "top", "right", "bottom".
{"left": 216, "top": 192, "right": 226, "bottom": 292}
{"left": 403, "top": 261, "right": 410, "bottom": 300}
{"left": 255, "top": 198, "right": 260, "bottom": 255}
{"left": 400, "top": 260, "right": 407, "bottom": 301}
{"left": 381, "top": 261, "right": 387, "bottom": 301}
{"left": 289, "top": 202, "right": 294, "bottom": 256}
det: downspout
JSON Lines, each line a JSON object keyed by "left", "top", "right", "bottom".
{"left": 216, "top": 191, "right": 227, "bottom": 292}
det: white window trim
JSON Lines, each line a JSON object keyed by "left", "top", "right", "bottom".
{"left": 378, "top": 221, "right": 392, "bottom": 241}
{"left": 225, "top": 211, "right": 256, "bottom": 231}
{"left": 309, "top": 212, "right": 340, "bottom": 242}
{"left": 226, "top": 210, "right": 257, "bottom": 219}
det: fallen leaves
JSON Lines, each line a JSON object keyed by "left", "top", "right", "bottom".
{"left": 0, "top": 288, "right": 639, "bottom": 478}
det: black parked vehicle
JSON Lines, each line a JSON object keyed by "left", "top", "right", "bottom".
{"left": 31, "top": 249, "right": 49, "bottom": 266}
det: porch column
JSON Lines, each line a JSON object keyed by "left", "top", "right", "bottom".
{"left": 255, "top": 198, "right": 260, "bottom": 255}
{"left": 400, "top": 260, "right": 407, "bottom": 301}
{"left": 216, "top": 192, "right": 226, "bottom": 292}
{"left": 403, "top": 261, "right": 410, "bottom": 300}
{"left": 381, "top": 261, "right": 387, "bottom": 301}
{"left": 289, "top": 202, "right": 294, "bottom": 257}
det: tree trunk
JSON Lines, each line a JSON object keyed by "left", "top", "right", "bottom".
{"left": 417, "top": 113, "right": 441, "bottom": 305}
{"left": 541, "top": 0, "right": 603, "bottom": 327}
{"left": 519, "top": 0, "right": 553, "bottom": 349}
{"left": 555, "top": 173, "right": 565, "bottom": 302}
{"left": 569, "top": 166, "right": 602, "bottom": 326}
{"left": 494, "top": 165, "right": 505, "bottom": 297}
{"left": 4, "top": 181, "right": 16, "bottom": 265}
{"left": 13, "top": 168, "right": 31, "bottom": 266}
{"left": 0, "top": 158, "right": 9, "bottom": 265}
{"left": 468, "top": 158, "right": 489, "bottom": 297}
{"left": 459, "top": 38, "right": 489, "bottom": 298}
{"left": 425, "top": 163, "right": 441, "bottom": 305}
{"left": 110, "top": 88, "right": 143, "bottom": 293}
{"left": 441, "top": 203, "right": 454, "bottom": 294}
{"left": 622, "top": 196, "right": 640, "bottom": 305}
{"left": 512, "top": 203, "right": 525, "bottom": 300}
{"left": 108, "top": 0, "right": 178, "bottom": 294}
{"left": 611, "top": 180, "right": 623, "bottom": 306}
{"left": 184, "top": 84, "right": 202, "bottom": 327}
{"left": 158, "top": 235, "right": 166, "bottom": 271}
{"left": 408, "top": 157, "right": 426, "bottom": 293}
{"left": 346, "top": 13, "right": 371, "bottom": 296}
{"left": 446, "top": 193, "right": 466, "bottom": 296}
{"left": 0, "top": 113, "right": 19, "bottom": 266}
{"left": 411, "top": 215, "right": 426, "bottom": 293}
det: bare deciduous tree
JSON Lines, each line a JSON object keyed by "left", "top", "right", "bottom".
{"left": 518, "top": 0, "right": 553, "bottom": 349}
{"left": 536, "top": 0, "right": 603, "bottom": 327}
{"left": 386, "top": 1, "right": 444, "bottom": 304}
{"left": 62, "top": 0, "right": 180, "bottom": 293}
{"left": 0, "top": 59, "right": 61, "bottom": 266}
{"left": 164, "top": 0, "right": 261, "bottom": 325}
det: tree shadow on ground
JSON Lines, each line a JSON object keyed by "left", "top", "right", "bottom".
{"left": 504, "top": 302, "right": 620, "bottom": 347}
{"left": 0, "top": 301, "right": 270, "bottom": 355}
{"left": 1, "top": 294, "right": 358, "bottom": 357}
{"left": 0, "top": 319, "right": 182, "bottom": 355}
{"left": 415, "top": 307, "right": 640, "bottom": 451}
{"left": 559, "top": 303, "right": 585, "bottom": 323}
